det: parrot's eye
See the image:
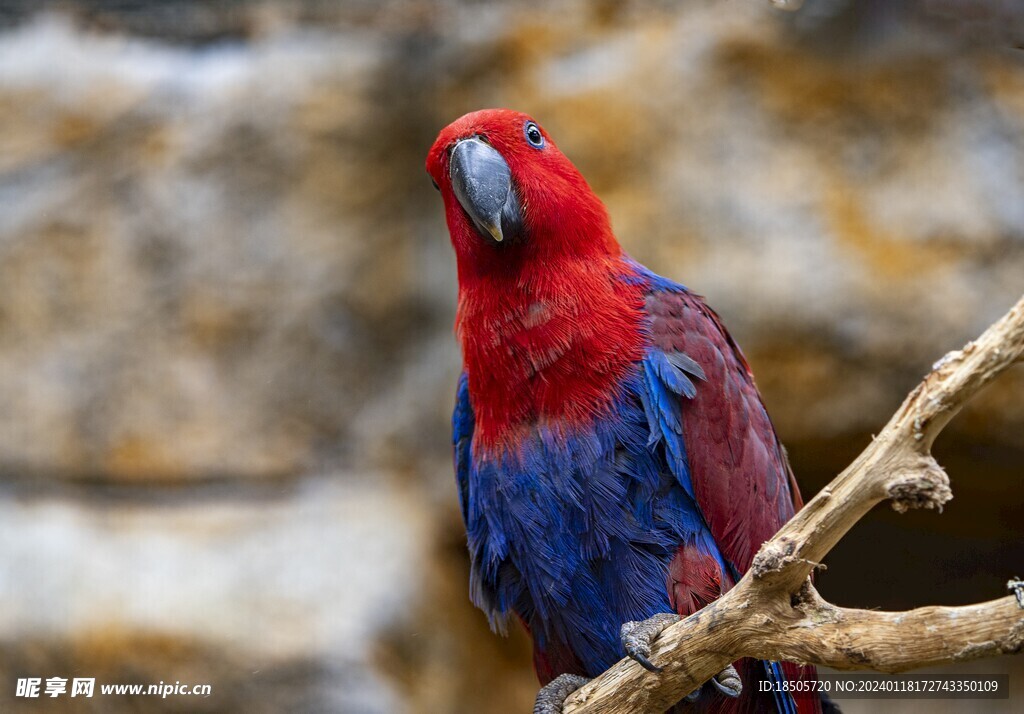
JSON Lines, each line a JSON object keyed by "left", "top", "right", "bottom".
{"left": 431, "top": 178, "right": 440, "bottom": 191}
{"left": 524, "top": 121, "right": 544, "bottom": 149}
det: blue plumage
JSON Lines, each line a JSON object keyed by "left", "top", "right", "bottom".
{"left": 456, "top": 367, "right": 712, "bottom": 673}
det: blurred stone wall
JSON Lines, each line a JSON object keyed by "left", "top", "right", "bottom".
{"left": 0, "top": 1, "right": 1022, "bottom": 712}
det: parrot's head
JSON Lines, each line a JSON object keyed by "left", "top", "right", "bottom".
{"left": 426, "top": 110, "right": 646, "bottom": 444}
{"left": 426, "top": 109, "right": 621, "bottom": 274}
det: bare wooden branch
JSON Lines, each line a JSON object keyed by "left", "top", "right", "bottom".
{"left": 564, "top": 293, "right": 1024, "bottom": 713}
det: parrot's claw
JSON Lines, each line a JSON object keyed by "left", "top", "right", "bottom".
{"left": 621, "top": 613, "right": 742, "bottom": 701}
{"left": 620, "top": 612, "right": 681, "bottom": 673}
{"left": 1008, "top": 577, "right": 1024, "bottom": 608}
{"left": 710, "top": 664, "right": 743, "bottom": 698}
{"left": 683, "top": 664, "right": 743, "bottom": 701}
{"left": 533, "top": 673, "right": 591, "bottom": 714}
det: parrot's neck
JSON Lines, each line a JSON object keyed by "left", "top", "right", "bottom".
{"left": 456, "top": 254, "right": 647, "bottom": 451}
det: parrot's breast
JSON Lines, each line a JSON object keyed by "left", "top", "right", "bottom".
{"left": 461, "top": 368, "right": 713, "bottom": 676}
{"left": 456, "top": 257, "right": 647, "bottom": 452}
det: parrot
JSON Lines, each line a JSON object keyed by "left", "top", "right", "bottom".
{"left": 426, "top": 109, "right": 833, "bottom": 713}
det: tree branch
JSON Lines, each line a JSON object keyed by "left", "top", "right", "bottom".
{"left": 565, "top": 293, "right": 1024, "bottom": 713}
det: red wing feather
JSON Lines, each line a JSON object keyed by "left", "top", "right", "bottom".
{"left": 650, "top": 288, "right": 822, "bottom": 714}
{"left": 647, "top": 290, "right": 798, "bottom": 574}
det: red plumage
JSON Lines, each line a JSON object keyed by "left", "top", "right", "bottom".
{"left": 427, "top": 110, "right": 647, "bottom": 452}
{"left": 668, "top": 543, "right": 733, "bottom": 616}
{"left": 649, "top": 290, "right": 800, "bottom": 573}
{"left": 653, "top": 288, "right": 822, "bottom": 713}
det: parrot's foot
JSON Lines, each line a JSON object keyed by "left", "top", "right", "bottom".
{"left": 709, "top": 664, "right": 742, "bottom": 697}
{"left": 620, "top": 612, "right": 681, "bottom": 672}
{"left": 621, "top": 612, "right": 742, "bottom": 701}
{"left": 1008, "top": 577, "right": 1024, "bottom": 608}
{"left": 681, "top": 664, "right": 743, "bottom": 702}
{"left": 533, "top": 674, "right": 591, "bottom": 714}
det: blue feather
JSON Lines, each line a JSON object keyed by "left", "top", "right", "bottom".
{"left": 649, "top": 349, "right": 698, "bottom": 399}
{"left": 455, "top": 370, "right": 707, "bottom": 671}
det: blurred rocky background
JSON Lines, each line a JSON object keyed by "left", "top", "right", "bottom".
{"left": 0, "top": 0, "right": 1021, "bottom": 712}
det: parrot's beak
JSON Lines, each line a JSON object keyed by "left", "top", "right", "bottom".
{"left": 449, "top": 137, "right": 522, "bottom": 244}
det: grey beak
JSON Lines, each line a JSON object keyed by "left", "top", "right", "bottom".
{"left": 449, "top": 138, "right": 523, "bottom": 243}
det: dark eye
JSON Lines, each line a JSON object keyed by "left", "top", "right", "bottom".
{"left": 431, "top": 178, "right": 440, "bottom": 192}
{"left": 524, "top": 121, "right": 544, "bottom": 149}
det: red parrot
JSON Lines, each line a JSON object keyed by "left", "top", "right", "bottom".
{"left": 426, "top": 109, "right": 832, "bottom": 713}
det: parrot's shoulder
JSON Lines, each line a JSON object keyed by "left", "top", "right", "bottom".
{"left": 622, "top": 258, "right": 756, "bottom": 380}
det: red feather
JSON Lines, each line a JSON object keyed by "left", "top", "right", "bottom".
{"left": 667, "top": 543, "right": 733, "bottom": 616}
{"left": 427, "top": 109, "right": 646, "bottom": 452}
{"left": 648, "top": 290, "right": 796, "bottom": 574}
{"left": 652, "top": 290, "right": 821, "bottom": 714}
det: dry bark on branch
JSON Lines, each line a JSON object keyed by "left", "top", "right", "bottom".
{"left": 564, "top": 293, "right": 1024, "bottom": 714}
